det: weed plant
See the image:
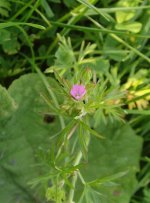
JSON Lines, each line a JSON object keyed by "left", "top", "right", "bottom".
{"left": 0, "top": 0, "right": 150, "bottom": 203}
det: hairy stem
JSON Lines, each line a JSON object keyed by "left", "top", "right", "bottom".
{"left": 67, "top": 151, "right": 82, "bottom": 203}
{"left": 68, "top": 119, "right": 90, "bottom": 202}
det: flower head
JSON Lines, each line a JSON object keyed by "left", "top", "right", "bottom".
{"left": 70, "top": 84, "right": 86, "bottom": 100}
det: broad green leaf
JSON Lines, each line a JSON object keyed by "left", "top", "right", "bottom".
{"left": 115, "top": 22, "right": 142, "bottom": 33}
{"left": 0, "top": 85, "right": 17, "bottom": 121}
{"left": 115, "top": 0, "right": 141, "bottom": 23}
{"left": 116, "top": 11, "right": 135, "bottom": 23}
{"left": 75, "top": 121, "right": 143, "bottom": 203}
{"left": 0, "top": 74, "right": 61, "bottom": 203}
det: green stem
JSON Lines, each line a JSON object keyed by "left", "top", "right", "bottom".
{"left": 67, "top": 151, "right": 83, "bottom": 203}
{"left": 68, "top": 119, "right": 91, "bottom": 202}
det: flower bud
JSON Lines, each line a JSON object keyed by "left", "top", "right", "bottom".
{"left": 70, "top": 84, "right": 86, "bottom": 100}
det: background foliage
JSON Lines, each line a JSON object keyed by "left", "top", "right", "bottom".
{"left": 0, "top": 0, "right": 150, "bottom": 202}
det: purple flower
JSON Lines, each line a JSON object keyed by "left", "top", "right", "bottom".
{"left": 70, "top": 84, "right": 86, "bottom": 100}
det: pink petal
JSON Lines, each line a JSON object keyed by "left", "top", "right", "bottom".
{"left": 70, "top": 84, "right": 86, "bottom": 100}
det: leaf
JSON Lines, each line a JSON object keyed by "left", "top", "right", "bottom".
{"left": 115, "top": 0, "right": 142, "bottom": 24}
{"left": 75, "top": 121, "right": 143, "bottom": 203}
{"left": 0, "top": 29, "right": 11, "bottom": 44}
{"left": 0, "top": 22, "right": 45, "bottom": 30}
{"left": 0, "top": 28, "right": 21, "bottom": 55}
{"left": 124, "top": 109, "right": 150, "bottom": 115}
{"left": 49, "top": 0, "right": 61, "bottom": 2}
{"left": 80, "top": 121, "right": 104, "bottom": 139}
{"left": 2, "top": 37, "right": 20, "bottom": 55}
{"left": 115, "top": 22, "right": 142, "bottom": 33}
{"left": 54, "top": 35, "right": 76, "bottom": 69}
{"left": 0, "top": 0, "right": 11, "bottom": 17}
{"left": 78, "top": 185, "right": 103, "bottom": 203}
{"left": 63, "top": 0, "right": 77, "bottom": 8}
{"left": 78, "top": 122, "right": 88, "bottom": 160}
{"left": 56, "top": 119, "right": 76, "bottom": 148}
{"left": 0, "top": 85, "right": 17, "bottom": 121}
{"left": 78, "top": 41, "right": 97, "bottom": 62}
{"left": 116, "top": 10, "right": 135, "bottom": 23}
{"left": 41, "top": 0, "right": 54, "bottom": 18}
{"left": 103, "top": 35, "right": 128, "bottom": 62}
{"left": 0, "top": 74, "right": 61, "bottom": 203}
{"left": 88, "top": 171, "right": 128, "bottom": 186}
{"left": 143, "top": 188, "right": 150, "bottom": 203}
{"left": 84, "top": 57, "right": 110, "bottom": 74}
{"left": 109, "top": 33, "right": 150, "bottom": 63}
{"left": 77, "top": 0, "right": 113, "bottom": 22}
